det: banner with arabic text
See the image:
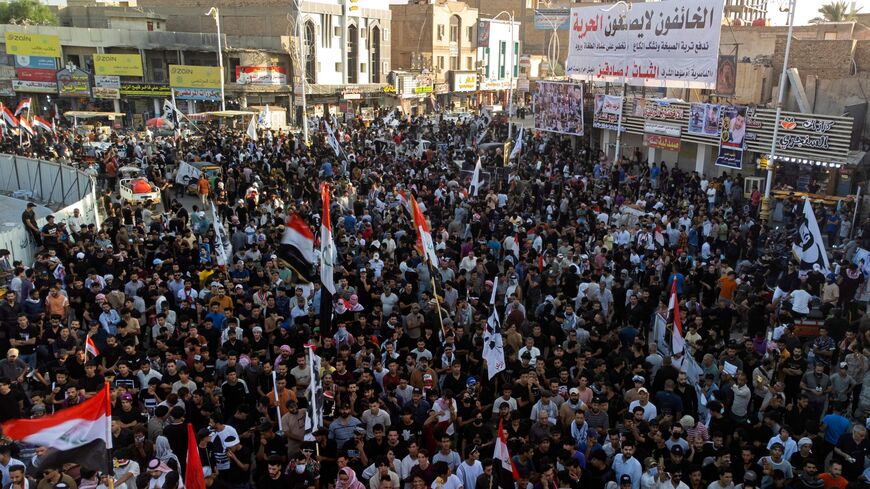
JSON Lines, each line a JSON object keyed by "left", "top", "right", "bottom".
{"left": 566, "top": 0, "right": 724, "bottom": 89}
{"left": 592, "top": 94, "right": 625, "bottom": 132}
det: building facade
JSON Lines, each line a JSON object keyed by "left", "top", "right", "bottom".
{"left": 476, "top": 17, "right": 521, "bottom": 109}
{"left": 390, "top": 0, "right": 478, "bottom": 111}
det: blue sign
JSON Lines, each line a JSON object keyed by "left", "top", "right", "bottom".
{"left": 14, "top": 55, "right": 56, "bottom": 69}
{"left": 534, "top": 9, "right": 570, "bottom": 30}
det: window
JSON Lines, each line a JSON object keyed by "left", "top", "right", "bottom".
{"left": 347, "top": 24, "right": 358, "bottom": 83}
{"left": 321, "top": 14, "right": 333, "bottom": 48}
{"left": 438, "top": 56, "right": 445, "bottom": 70}
{"left": 467, "top": 26, "right": 473, "bottom": 43}
{"left": 466, "top": 56, "right": 473, "bottom": 70}
{"left": 484, "top": 47, "right": 490, "bottom": 77}
{"left": 499, "top": 41, "right": 506, "bottom": 78}
{"left": 147, "top": 21, "right": 154, "bottom": 31}
{"left": 450, "top": 20, "right": 459, "bottom": 42}
{"left": 361, "top": 63, "right": 366, "bottom": 73}
{"left": 304, "top": 20, "right": 316, "bottom": 83}
{"left": 525, "top": 0, "right": 533, "bottom": 7}
{"left": 383, "top": 28, "right": 389, "bottom": 41}
{"left": 514, "top": 41, "right": 519, "bottom": 77}
{"left": 437, "top": 24, "right": 445, "bottom": 40}
{"left": 228, "top": 57, "right": 240, "bottom": 82}
{"left": 335, "top": 62, "right": 342, "bottom": 72}
{"left": 450, "top": 57, "right": 459, "bottom": 70}
{"left": 371, "top": 26, "right": 381, "bottom": 83}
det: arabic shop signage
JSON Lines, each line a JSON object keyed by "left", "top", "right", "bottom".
{"left": 636, "top": 98, "right": 684, "bottom": 120}
{"left": 120, "top": 83, "right": 171, "bottom": 97}
{"left": 775, "top": 115, "right": 835, "bottom": 151}
{"left": 644, "top": 133, "right": 681, "bottom": 152}
{"left": 566, "top": 0, "right": 725, "bottom": 89}
{"left": 644, "top": 121, "right": 681, "bottom": 137}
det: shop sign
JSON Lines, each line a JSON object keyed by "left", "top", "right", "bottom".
{"left": 95, "top": 75, "right": 120, "bottom": 89}
{"left": 638, "top": 98, "right": 684, "bottom": 120}
{"left": 0, "top": 80, "right": 14, "bottom": 96}
{"left": 383, "top": 84, "right": 397, "bottom": 94}
{"left": 169, "top": 65, "right": 221, "bottom": 89}
{"left": 4, "top": 32, "right": 60, "bottom": 58}
{"left": 343, "top": 93, "right": 361, "bottom": 100}
{"left": 93, "top": 54, "right": 143, "bottom": 77}
{"left": 644, "top": 133, "right": 681, "bottom": 152}
{"left": 453, "top": 73, "right": 477, "bottom": 92}
{"left": 15, "top": 55, "right": 56, "bottom": 82}
{"left": 173, "top": 87, "right": 221, "bottom": 100}
{"left": 414, "top": 84, "right": 433, "bottom": 94}
{"left": 779, "top": 116, "right": 834, "bottom": 133}
{"left": 93, "top": 86, "right": 120, "bottom": 99}
{"left": 12, "top": 79, "right": 56, "bottom": 93}
{"left": 777, "top": 134, "right": 830, "bottom": 151}
{"left": 0, "top": 66, "right": 16, "bottom": 80}
{"left": 479, "top": 79, "right": 514, "bottom": 91}
{"left": 235, "top": 66, "right": 287, "bottom": 85}
{"left": 56, "top": 67, "right": 91, "bottom": 97}
{"left": 120, "top": 83, "right": 171, "bottom": 97}
{"left": 449, "top": 42, "right": 458, "bottom": 57}
{"left": 644, "top": 121, "right": 681, "bottom": 137}
{"left": 434, "top": 83, "right": 449, "bottom": 94}
{"left": 517, "top": 77, "right": 529, "bottom": 91}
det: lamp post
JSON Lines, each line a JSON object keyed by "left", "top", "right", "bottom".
{"left": 491, "top": 11, "right": 516, "bottom": 138}
{"left": 206, "top": 7, "right": 227, "bottom": 112}
{"left": 762, "top": 0, "right": 797, "bottom": 214}
{"left": 290, "top": 1, "right": 309, "bottom": 146}
{"left": 602, "top": 1, "right": 632, "bottom": 162}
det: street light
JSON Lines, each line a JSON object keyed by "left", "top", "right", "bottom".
{"left": 490, "top": 11, "right": 516, "bottom": 138}
{"left": 205, "top": 7, "right": 227, "bottom": 111}
{"left": 763, "top": 0, "right": 797, "bottom": 208}
{"left": 602, "top": 0, "right": 632, "bottom": 162}
{"left": 288, "top": 1, "right": 309, "bottom": 146}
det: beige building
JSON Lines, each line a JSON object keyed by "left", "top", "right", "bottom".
{"left": 390, "top": 0, "right": 478, "bottom": 109}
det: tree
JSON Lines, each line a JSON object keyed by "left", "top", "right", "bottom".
{"left": 0, "top": 0, "right": 57, "bottom": 26}
{"left": 810, "top": 0, "right": 863, "bottom": 23}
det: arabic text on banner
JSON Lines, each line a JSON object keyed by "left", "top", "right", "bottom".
{"left": 565, "top": 0, "right": 724, "bottom": 89}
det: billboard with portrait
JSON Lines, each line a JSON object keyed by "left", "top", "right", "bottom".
{"left": 715, "top": 105, "right": 746, "bottom": 169}
{"left": 534, "top": 81, "right": 584, "bottom": 136}
{"left": 688, "top": 103, "right": 721, "bottom": 136}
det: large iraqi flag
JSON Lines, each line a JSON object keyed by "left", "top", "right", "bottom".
{"left": 0, "top": 382, "right": 112, "bottom": 470}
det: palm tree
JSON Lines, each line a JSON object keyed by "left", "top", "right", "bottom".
{"left": 810, "top": 0, "right": 863, "bottom": 23}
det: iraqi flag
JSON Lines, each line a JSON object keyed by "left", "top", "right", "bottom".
{"left": 85, "top": 335, "right": 100, "bottom": 358}
{"left": 1, "top": 105, "right": 19, "bottom": 128}
{"left": 1, "top": 382, "right": 111, "bottom": 471}
{"left": 669, "top": 277, "right": 686, "bottom": 355}
{"left": 19, "top": 117, "right": 34, "bottom": 138}
{"left": 793, "top": 198, "right": 831, "bottom": 274}
{"left": 280, "top": 213, "right": 316, "bottom": 282}
{"left": 320, "top": 183, "right": 336, "bottom": 295}
{"left": 32, "top": 115, "right": 54, "bottom": 135}
{"left": 13, "top": 98, "right": 30, "bottom": 117}
{"left": 410, "top": 195, "right": 438, "bottom": 266}
{"left": 494, "top": 418, "right": 519, "bottom": 489}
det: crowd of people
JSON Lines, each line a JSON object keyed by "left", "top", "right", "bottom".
{"left": 1, "top": 108, "right": 870, "bottom": 489}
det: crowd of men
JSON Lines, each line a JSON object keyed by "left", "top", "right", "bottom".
{"left": 1, "top": 109, "right": 870, "bottom": 489}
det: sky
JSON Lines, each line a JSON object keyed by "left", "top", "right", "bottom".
{"left": 767, "top": 0, "right": 832, "bottom": 26}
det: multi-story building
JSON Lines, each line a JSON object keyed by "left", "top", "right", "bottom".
{"left": 390, "top": 0, "right": 479, "bottom": 110}
{"left": 62, "top": 0, "right": 392, "bottom": 121}
{"left": 0, "top": 24, "right": 292, "bottom": 126}
{"left": 476, "top": 17, "right": 521, "bottom": 109}
{"left": 723, "top": 0, "right": 768, "bottom": 25}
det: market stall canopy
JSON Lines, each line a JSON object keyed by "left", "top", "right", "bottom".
{"left": 64, "top": 111, "right": 126, "bottom": 119}
{"left": 197, "top": 110, "right": 258, "bottom": 118}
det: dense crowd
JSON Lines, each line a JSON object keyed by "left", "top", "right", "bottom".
{"left": 2, "top": 109, "right": 870, "bottom": 489}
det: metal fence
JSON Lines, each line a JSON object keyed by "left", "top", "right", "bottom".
{"left": 0, "top": 155, "right": 98, "bottom": 265}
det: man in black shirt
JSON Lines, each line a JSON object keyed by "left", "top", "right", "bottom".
{"left": 0, "top": 377, "right": 23, "bottom": 422}
{"left": 257, "top": 456, "right": 291, "bottom": 489}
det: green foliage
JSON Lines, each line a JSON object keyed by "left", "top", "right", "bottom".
{"left": 810, "top": 1, "right": 863, "bottom": 23}
{"left": 0, "top": 0, "right": 57, "bottom": 26}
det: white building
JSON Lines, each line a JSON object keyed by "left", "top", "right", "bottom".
{"left": 476, "top": 17, "right": 520, "bottom": 107}
{"left": 296, "top": 0, "right": 391, "bottom": 86}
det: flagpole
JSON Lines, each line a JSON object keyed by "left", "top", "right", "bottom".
{"left": 430, "top": 274, "right": 446, "bottom": 339}
{"left": 271, "top": 370, "right": 282, "bottom": 428}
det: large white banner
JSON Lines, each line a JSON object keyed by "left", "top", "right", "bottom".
{"left": 566, "top": 0, "right": 724, "bottom": 89}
